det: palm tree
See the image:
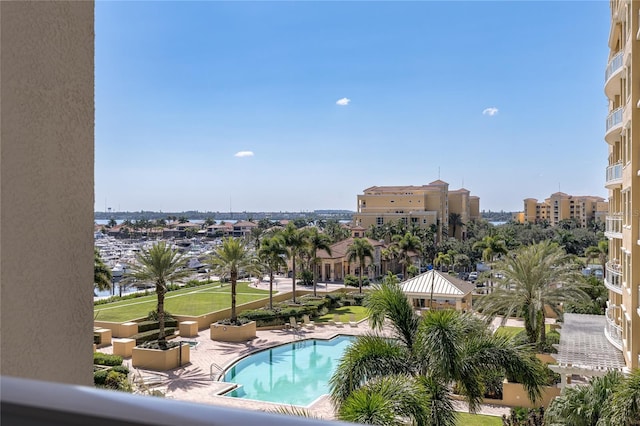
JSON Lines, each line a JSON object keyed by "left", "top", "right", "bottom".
{"left": 257, "top": 235, "right": 287, "bottom": 309}
{"left": 392, "top": 232, "right": 422, "bottom": 278}
{"left": 330, "top": 278, "right": 546, "bottom": 425}
{"left": 448, "top": 212, "right": 464, "bottom": 239}
{"left": 585, "top": 240, "right": 608, "bottom": 278}
{"left": 208, "top": 237, "right": 258, "bottom": 324}
{"left": 305, "top": 227, "right": 332, "bottom": 296}
{"left": 476, "top": 240, "right": 588, "bottom": 348}
{"left": 281, "top": 223, "right": 307, "bottom": 303}
{"left": 124, "top": 242, "right": 189, "bottom": 346}
{"left": 473, "top": 235, "right": 508, "bottom": 291}
{"left": 433, "top": 251, "right": 452, "bottom": 272}
{"left": 346, "top": 238, "right": 374, "bottom": 293}
{"left": 545, "top": 371, "right": 625, "bottom": 426}
{"left": 603, "top": 368, "right": 640, "bottom": 425}
{"left": 94, "top": 248, "right": 112, "bottom": 292}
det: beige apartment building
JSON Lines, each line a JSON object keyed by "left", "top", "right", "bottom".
{"left": 520, "top": 193, "right": 608, "bottom": 227}
{"left": 352, "top": 180, "right": 480, "bottom": 241}
{"left": 603, "top": 0, "right": 640, "bottom": 371}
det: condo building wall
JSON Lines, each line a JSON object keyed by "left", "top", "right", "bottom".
{"left": 353, "top": 180, "right": 479, "bottom": 241}
{"left": 604, "top": 0, "right": 640, "bottom": 371}
{"left": 520, "top": 193, "right": 608, "bottom": 227}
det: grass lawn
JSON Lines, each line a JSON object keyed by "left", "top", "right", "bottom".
{"left": 457, "top": 412, "right": 503, "bottom": 425}
{"left": 315, "top": 305, "right": 369, "bottom": 323}
{"left": 495, "top": 324, "right": 555, "bottom": 338}
{"left": 94, "top": 281, "right": 271, "bottom": 322}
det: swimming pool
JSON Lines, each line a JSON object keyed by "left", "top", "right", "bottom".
{"left": 222, "top": 335, "right": 356, "bottom": 406}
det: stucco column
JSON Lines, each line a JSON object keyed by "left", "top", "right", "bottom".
{"left": 1, "top": 1, "right": 95, "bottom": 385}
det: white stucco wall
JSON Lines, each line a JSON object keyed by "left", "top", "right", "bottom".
{"left": 1, "top": 1, "right": 95, "bottom": 385}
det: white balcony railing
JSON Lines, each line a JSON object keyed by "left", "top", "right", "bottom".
{"left": 605, "top": 214, "right": 623, "bottom": 238}
{"left": 605, "top": 51, "right": 624, "bottom": 82}
{"left": 605, "top": 162, "right": 623, "bottom": 186}
{"left": 606, "top": 107, "right": 624, "bottom": 132}
{"left": 1, "top": 376, "right": 346, "bottom": 426}
{"left": 604, "top": 307, "right": 624, "bottom": 351}
{"left": 605, "top": 260, "right": 623, "bottom": 293}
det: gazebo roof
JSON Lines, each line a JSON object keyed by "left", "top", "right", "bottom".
{"left": 401, "top": 270, "right": 475, "bottom": 298}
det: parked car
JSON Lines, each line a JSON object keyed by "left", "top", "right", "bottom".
{"left": 468, "top": 271, "right": 478, "bottom": 282}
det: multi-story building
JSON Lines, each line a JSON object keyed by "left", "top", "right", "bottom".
{"left": 603, "top": 0, "right": 640, "bottom": 371}
{"left": 352, "top": 180, "right": 480, "bottom": 241}
{"left": 520, "top": 192, "right": 608, "bottom": 227}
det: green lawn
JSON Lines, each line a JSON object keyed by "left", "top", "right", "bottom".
{"left": 315, "top": 305, "right": 369, "bottom": 323}
{"left": 94, "top": 281, "right": 271, "bottom": 322}
{"left": 457, "top": 412, "right": 503, "bottom": 425}
{"left": 495, "top": 324, "right": 554, "bottom": 338}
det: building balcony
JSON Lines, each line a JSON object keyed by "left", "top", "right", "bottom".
{"left": 605, "top": 51, "right": 624, "bottom": 98}
{"left": 605, "top": 214, "right": 623, "bottom": 239}
{"left": 1, "top": 376, "right": 342, "bottom": 426}
{"left": 604, "top": 306, "right": 624, "bottom": 351}
{"left": 605, "top": 162, "right": 623, "bottom": 188}
{"left": 605, "top": 107, "right": 624, "bottom": 144}
{"left": 605, "top": 261, "right": 623, "bottom": 294}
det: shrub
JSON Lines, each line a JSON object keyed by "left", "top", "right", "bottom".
{"left": 111, "top": 365, "right": 130, "bottom": 375}
{"left": 94, "top": 368, "right": 109, "bottom": 385}
{"left": 94, "top": 352, "right": 123, "bottom": 366}
{"left": 344, "top": 274, "right": 369, "bottom": 288}
{"left": 131, "top": 327, "right": 177, "bottom": 344}
{"left": 104, "top": 370, "right": 132, "bottom": 392}
{"left": 137, "top": 319, "right": 178, "bottom": 333}
{"left": 137, "top": 340, "right": 181, "bottom": 350}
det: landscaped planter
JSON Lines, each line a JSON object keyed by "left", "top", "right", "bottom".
{"left": 131, "top": 343, "right": 190, "bottom": 371}
{"left": 210, "top": 321, "right": 256, "bottom": 342}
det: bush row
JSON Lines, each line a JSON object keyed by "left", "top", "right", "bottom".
{"left": 131, "top": 327, "right": 177, "bottom": 345}
{"left": 94, "top": 352, "right": 123, "bottom": 366}
{"left": 137, "top": 319, "right": 178, "bottom": 333}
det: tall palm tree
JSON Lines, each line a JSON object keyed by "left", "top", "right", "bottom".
{"left": 281, "top": 223, "right": 307, "bottom": 303}
{"left": 473, "top": 235, "right": 508, "bottom": 291}
{"left": 257, "top": 235, "right": 287, "bottom": 309}
{"left": 305, "top": 227, "right": 332, "bottom": 297}
{"left": 124, "top": 242, "right": 189, "bottom": 346}
{"left": 330, "top": 278, "right": 546, "bottom": 425}
{"left": 94, "top": 248, "right": 112, "bottom": 292}
{"left": 448, "top": 212, "right": 464, "bottom": 240}
{"left": 208, "top": 237, "right": 258, "bottom": 324}
{"left": 346, "top": 238, "right": 374, "bottom": 293}
{"left": 476, "top": 240, "right": 588, "bottom": 348}
{"left": 392, "top": 232, "right": 422, "bottom": 278}
{"left": 585, "top": 239, "right": 608, "bottom": 278}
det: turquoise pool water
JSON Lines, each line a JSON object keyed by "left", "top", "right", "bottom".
{"left": 223, "top": 335, "right": 356, "bottom": 406}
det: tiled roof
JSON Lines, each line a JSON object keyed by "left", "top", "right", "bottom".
{"left": 401, "top": 270, "right": 475, "bottom": 297}
{"left": 316, "top": 237, "right": 384, "bottom": 259}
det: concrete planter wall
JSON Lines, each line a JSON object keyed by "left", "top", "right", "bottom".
{"left": 131, "top": 343, "right": 190, "bottom": 371}
{"left": 210, "top": 321, "right": 256, "bottom": 342}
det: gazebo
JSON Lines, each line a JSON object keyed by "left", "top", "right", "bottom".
{"left": 400, "top": 270, "right": 475, "bottom": 312}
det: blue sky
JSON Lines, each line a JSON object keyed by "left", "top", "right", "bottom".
{"left": 95, "top": 1, "right": 610, "bottom": 214}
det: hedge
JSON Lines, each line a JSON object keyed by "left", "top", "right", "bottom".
{"left": 94, "top": 352, "right": 123, "bottom": 366}
{"left": 131, "top": 327, "right": 177, "bottom": 345}
{"left": 137, "top": 319, "right": 178, "bottom": 333}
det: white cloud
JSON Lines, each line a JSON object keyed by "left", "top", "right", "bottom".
{"left": 336, "top": 97, "right": 351, "bottom": 106}
{"left": 234, "top": 151, "right": 254, "bottom": 158}
{"left": 482, "top": 107, "right": 499, "bottom": 116}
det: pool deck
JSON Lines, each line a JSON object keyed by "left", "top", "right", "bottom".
{"left": 98, "top": 318, "right": 511, "bottom": 420}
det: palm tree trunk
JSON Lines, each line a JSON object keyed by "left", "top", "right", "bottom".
{"left": 231, "top": 271, "right": 237, "bottom": 323}
{"left": 312, "top": 259, "right": 318, "bottom": 297}
{"left": 358, "top": 261, "right": 364, "bottom": 293}
{"left": 292, "top": 257, "right": 297, "bottom": 303}
{"left": 157, "top": 283, "right": 166, "bottom": 345}
{"left": 268, "top": 271, "right": 274, "bottom": 310}
{"left": 538, "top": 310, "right": 546, "bottom": 350}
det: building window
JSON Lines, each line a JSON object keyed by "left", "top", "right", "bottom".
{"left": 376, "top": 217, "right": 384, "bottom": 226}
